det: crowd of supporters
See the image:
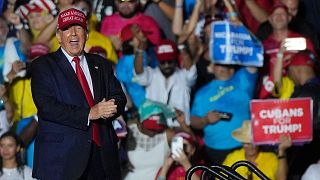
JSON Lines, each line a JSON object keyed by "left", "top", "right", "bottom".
{"left": 0, "top": 0, "right": 320, "bottom": 179}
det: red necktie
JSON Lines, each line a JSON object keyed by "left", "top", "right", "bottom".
{"left": 73, "top": 56, "right": 100, "bottom": 146}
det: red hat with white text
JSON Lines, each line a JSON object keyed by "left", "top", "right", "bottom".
{"left": 57, "top": 8, "right": 87, "bottom": 30}
{"left": 154, "top": 39, "right": 178, "bottom": 61}
{"left": 16, "top": 0, "right": 58, "bottom": 20}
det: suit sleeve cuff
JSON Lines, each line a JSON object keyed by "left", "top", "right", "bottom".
{"left": 87, "top": 118, "right": 90, "bottom": 126}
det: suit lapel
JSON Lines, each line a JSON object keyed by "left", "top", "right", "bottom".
{"left": 55, "top": 49, "right": 102, "bottom": 105}
{"left": 85, "top": 53, "right": 101, "bottom": 104}
{"left": 55, "top": 49, "right": 83, "bottom": 91}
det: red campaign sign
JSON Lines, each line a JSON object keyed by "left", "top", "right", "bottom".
{"left": 250, "top": 98, "right": 313, "bottom": 144}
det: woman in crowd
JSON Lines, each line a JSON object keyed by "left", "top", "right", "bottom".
{"left": 156, "top": 131, "right": 200, "bottom": 180}
{"left": 0, "top": 131, "right": 34, "bottom": 179}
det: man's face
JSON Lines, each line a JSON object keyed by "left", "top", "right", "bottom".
{"left": 268, "top": 8, "right": 290, "bottom": 31}
{"left": 56, "top": 25, "right": 87, "bottom": 57}
{"left": 116, "top": 0, "right": 138, "bottom": 18}
{"left": 212, "top": 64, "right": 235, "bottom": 80}
{"left": 158, "top": 60, "right": 177, "bottom": 78}
{"left": 288, "top": 65, "right": 314, "bottom": 85}
{"left": 137, "top": 121, "right": 160, "bottom": 137}
{"left": 281, "top": 0, "right": 299, "bottom": 16}
{"left": 243, "top": 143, "right": 259, "bottom": 157}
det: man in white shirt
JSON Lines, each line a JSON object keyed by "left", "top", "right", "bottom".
{"left": 134, "top": 39, "right": 197, "bottom": 127}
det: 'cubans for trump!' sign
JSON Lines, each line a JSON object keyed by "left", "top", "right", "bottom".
{"left": 209, "top": 20, "right": 264, "bottom": 67}
{"left": 250, "top": 98, "right": 313, "bottom": 144}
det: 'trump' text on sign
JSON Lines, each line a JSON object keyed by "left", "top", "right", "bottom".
{"left": 250, "top": 98, "right": 313, "bottom": 144}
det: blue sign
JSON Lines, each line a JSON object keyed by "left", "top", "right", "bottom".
{"left": 209, "top": 20, "right": 264, "bottom": 67}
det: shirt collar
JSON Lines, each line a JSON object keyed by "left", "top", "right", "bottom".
{"left": 61, "top": 47, "right": 85, "bottom": 64}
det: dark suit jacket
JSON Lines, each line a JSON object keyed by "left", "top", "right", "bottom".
{"left": 31, "top": 48, "right": 126, "bottom": 180}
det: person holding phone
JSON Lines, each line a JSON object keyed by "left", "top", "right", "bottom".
{"left": 133, "top": 35, "right": 196, "bottom": 128}
{"left": 190, "top": 63, "right": 258, "bottom": 166}
{"left": 156, "top": 131, "right": 200, "bottom": 180}
{"left": 190, "top": 5, "right": 258, "bottom": 166}
{"left": 257, "top": 2, "right": 316, "bottom": 99}
{"left": 272, "top": 49, "right": 320, "bottom": 179}
{"left": 125, "top": 101, "right": 193, "bottom": 180}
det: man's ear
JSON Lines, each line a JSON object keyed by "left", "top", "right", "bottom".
{"left": 86, "top": 32, "right": 89, "bottom": 41}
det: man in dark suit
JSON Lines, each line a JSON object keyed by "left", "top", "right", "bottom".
{"left": 30, "top": 8, "right": 126, "bottom": 180}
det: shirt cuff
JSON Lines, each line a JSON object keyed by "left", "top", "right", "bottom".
{"left": 34, "top": 114, "right": 39, "bottom": 122}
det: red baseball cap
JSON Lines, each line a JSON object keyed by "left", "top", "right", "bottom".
{"left": 270, "top": 2, "right": 288, "bottom": 14}
{"left": 142, "top": 115, "right": 166, "bottom": 132}
{"left": 120, "top": 24, "right": 135, "bottom": 42}
{"left": 154, "top": 39, "right": 178, "bottom": 62}
{"left": 57, "top": 8, "right": 87, "bottom": 30}
{"left": 16, "top": 0, "right": 58, "bottom": 20}
{"left": 120, "top": 24, "right": 146, "bottom": 43}
{"left": 29, "top": 43, "right": 49, "bottom": 59}
{"left": 289, "top": 51, "right": 315, "bottom": 68}
{"left": 174, "top": 131, "right": 195, "bottom": 145}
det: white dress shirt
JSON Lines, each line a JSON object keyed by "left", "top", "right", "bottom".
{"left": 61, "top": 48, "right": 94, "bottom": 98}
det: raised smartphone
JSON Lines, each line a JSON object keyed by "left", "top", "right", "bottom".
{"left": 171, "top": 136, "right": 183, "bottom": 157}
{"left": 284, "top": 37, "right": 306, "bottom": 51}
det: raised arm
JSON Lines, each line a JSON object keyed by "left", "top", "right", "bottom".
{"left": 244, "top": 0, "right": 269, "bottom": 23}
{"left": 185, "top": 0, "right": 202, "bottom": 36}
{"left": 172, "top": 0, "right": 202, "bottom": 37}
{"left": 34, "top": 4, "right": 72, "bottom": 47}
{"left": 153, "top": 0, "right": 175, "bottom": 21}
{"left": 175, "top": 110, "right": 194, "bottom": 136}
{"left": 177, "top": 43, "right": 193, "bottom": 70}
{"left": 223, "top": 0, "right": 241, "bottom": 25}
{"left": 131, "top": 24, "right": 148, "bottom": 75}
{"left": 273, "top": 43, "right": 287, "bottom": 93}
{"left": 172, "top": 0, "right": 184, "bottom": 35}
{"left": 276, "top": 134, "right": 292, "bottom": 180}
{"left": 5, "top": 13, "right": 31, "bottom": 55}
{"left": 33, "top": 16, "right": 56, "bottom": 47}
